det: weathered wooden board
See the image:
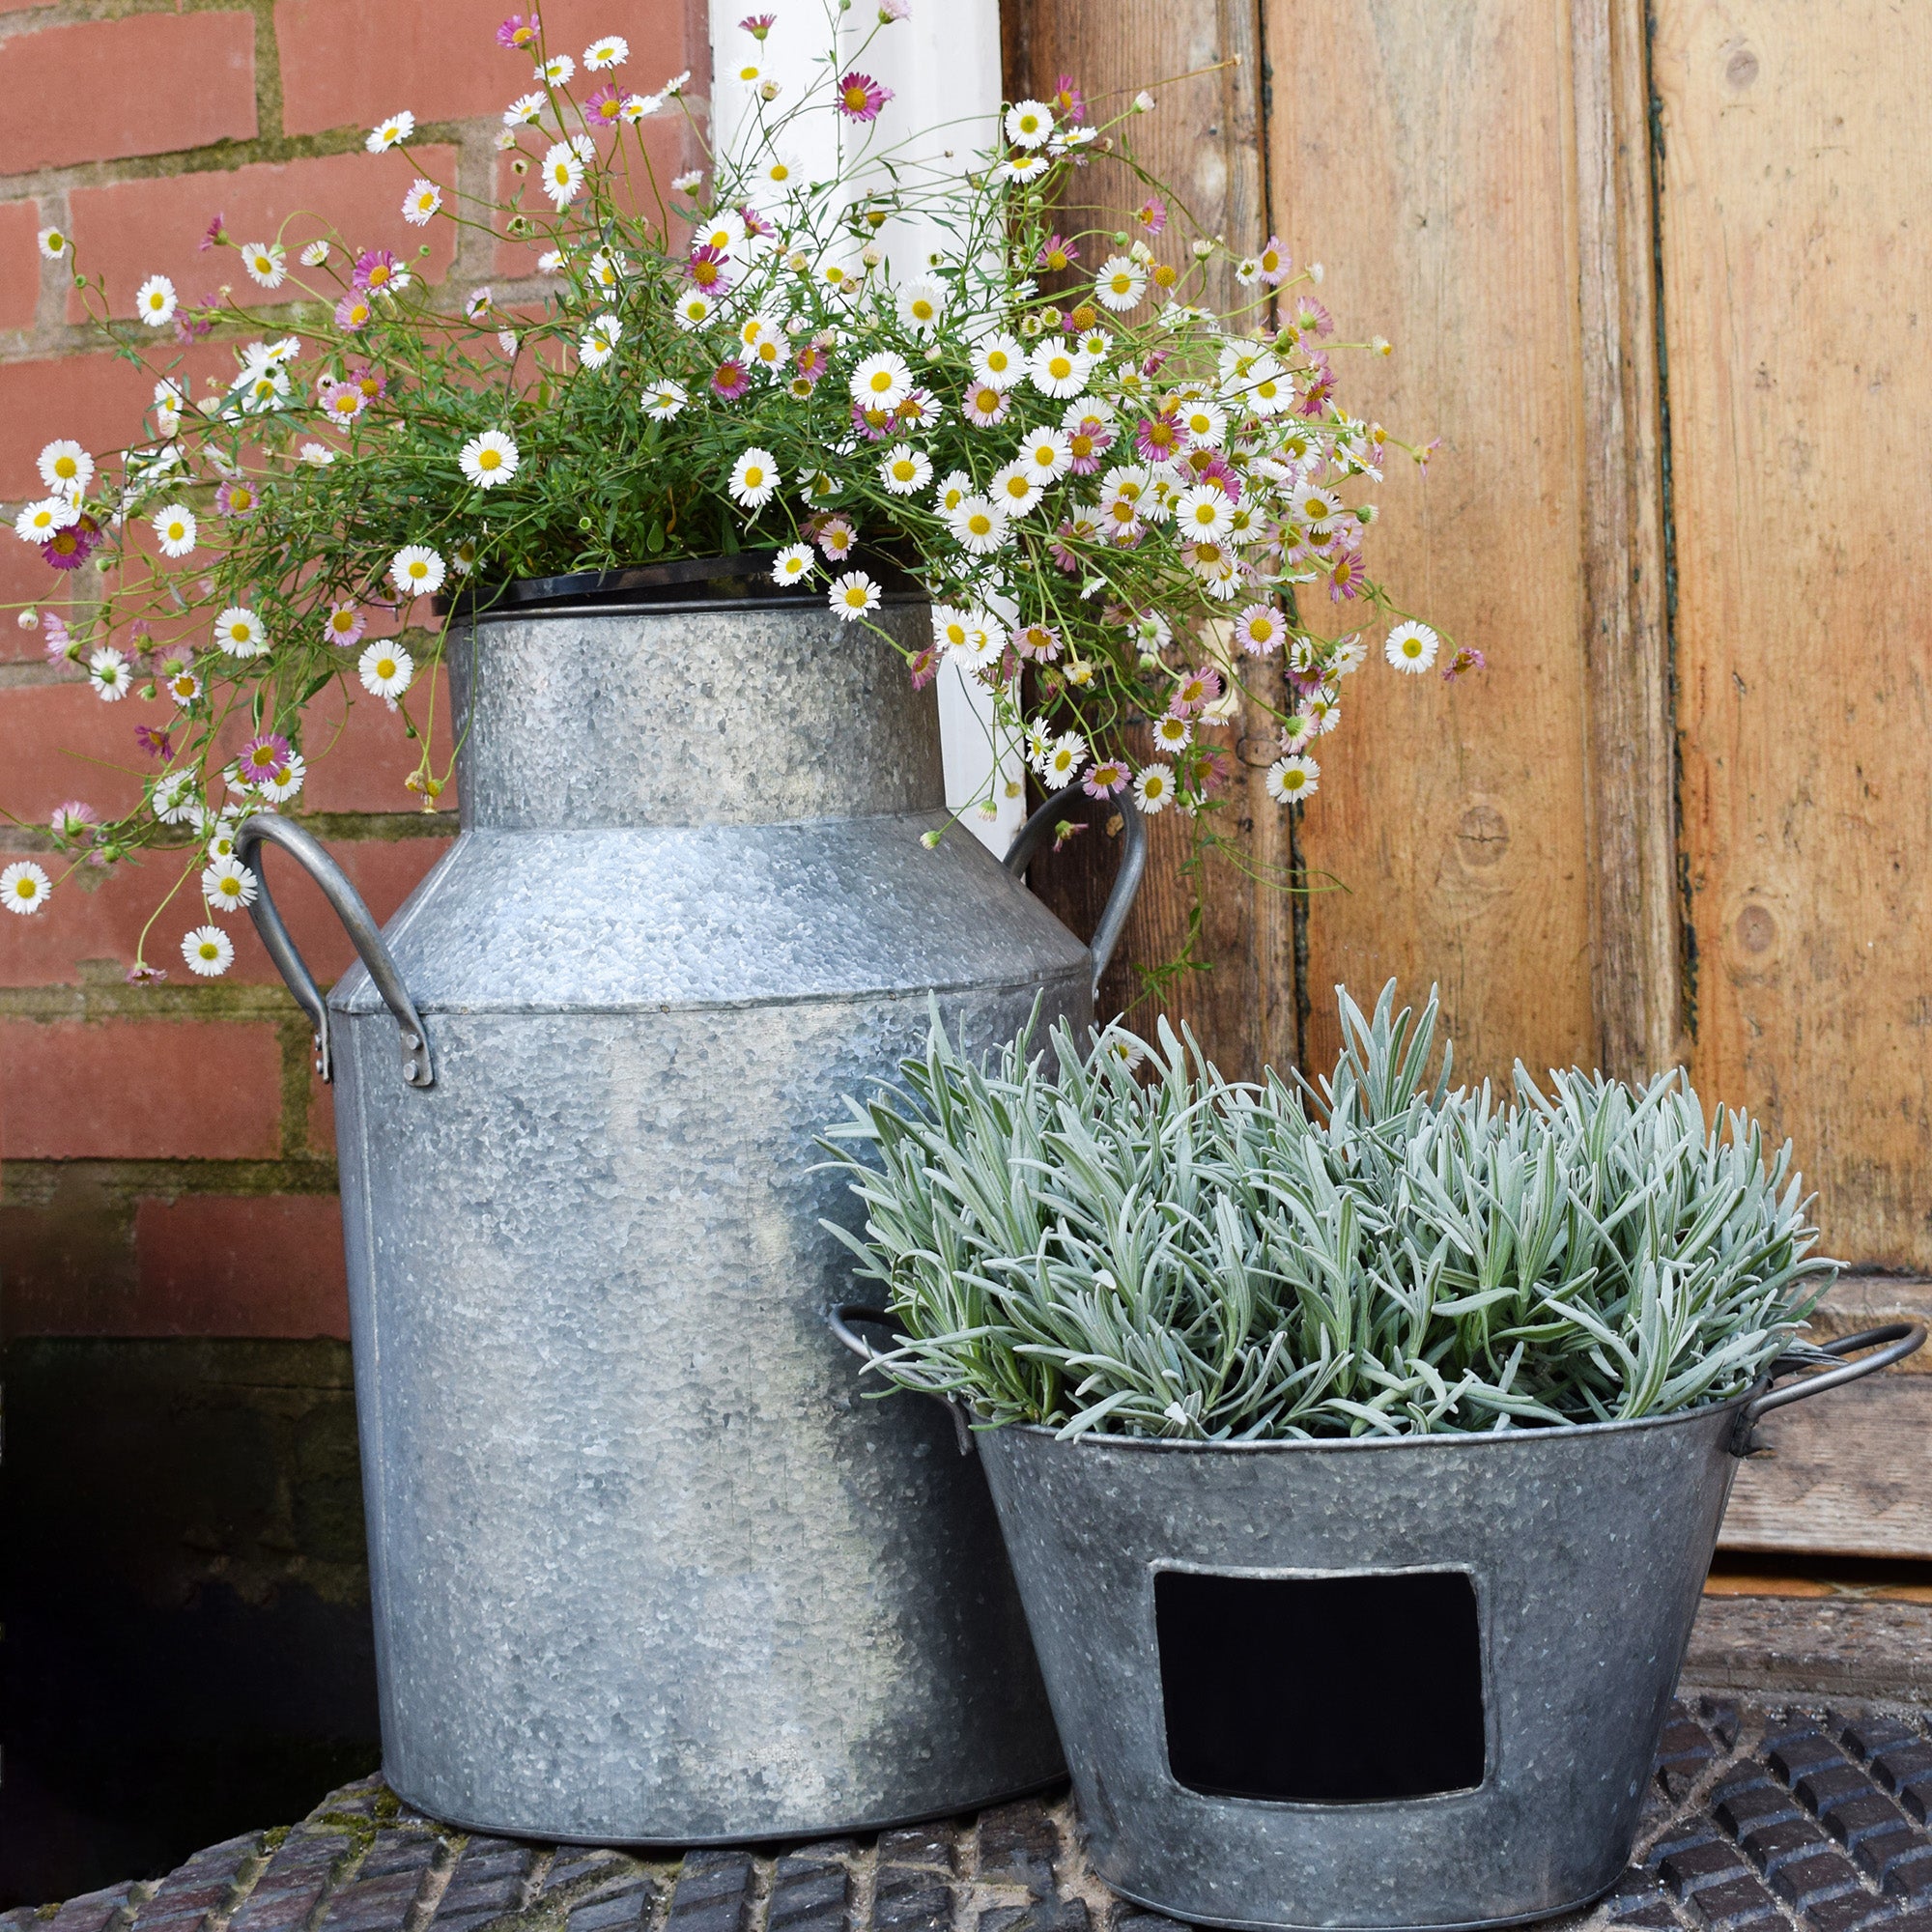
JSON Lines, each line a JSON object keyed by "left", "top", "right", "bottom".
{"left": 1260, "top": 0, "right": 1599, "bottom": 1092}
{"left": 1652, "top": 0, "right": 1932, "bottom": 1269}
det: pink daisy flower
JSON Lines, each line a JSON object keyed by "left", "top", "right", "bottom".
{"left": 711, "top": 358, "right": 751, "bottom": 400}
{"left": 1170, "top": 666, "right": 1222, "bottom": 717}
{"left": 324, "top": 602, "right": 367, "bottom": 648}
{"left": 215, "top": 479, "right": 258, "bottom": 518}
{"left": 1036, "top": 234, "right": 1080, "bottom": 272}
{"left": 497, "top": 14, "right": 541, "bottom": 50}
{"left": 134, "top": 724, "right": 174, "bottom": 760}
{"left": 1132, "top": 195, "right": 1167, "bottom": 237}
{"left": 354, "top": 248, "right": 403, "bottom": 294}
{"left": 1290, "top": 296, "right": 1333, "bottom": 338}
{"left": 1133, "top": 411, "right": 1188, "bottom": 465}
{"left": 1052, "top": 74, "right": 1087, "bottom": 123}
{"left": 686, "top": 243, "right": 732, "bottom": 293}
{"left": 1195, "top": 454, "right": 1241, "bottom": 501}
{"left": 740, "top": 13, "right": 777, "bottom": 36}
{"left": 813, "top": 516, "right": 857, "bottom": 562}
{"left": 907, "top": 645, "right": 940, "bottom": 689}
{"left": 739, "top": 205, "right": 775, "bottom": 240}
{"left": 198, "top": 212, "right": 227, "bottom": 252}
{"left": 850, "top": 402, "right": 895, "bottom": 441}
{"left": 1083, "top": 760, "right": 1129, "bottom": 798}
{"left": 1443, "top": 644, "right": 1487, "bottom": 682}
{"left": 586, "top": 84, "right": 623, "bottom": 124}
{"left": 794, "top": 343, "right": 830, "bottom": 386}
{"left": 348, "top": 362, "right": 389, "bottom": 401}
{"left": 239, "top": 732, "right": 292, "bottom": 784}
{"left": 41, "top": 611, "right": 72, "bottom": 659}
{"left": 43, "top": 514, "right": 101, "bottom": 571}
{"left": 1327, "top": 551, "right": 1368, "bottom": 602}
{"left": 1065, "top": 413, "right": 1114, "bottom": 473}
{"left": 836, "top": 71, "right": 892, "bottom": 122}
{"left": 334, "top": 293, "right": 374, "bottom": 330}
{"left": 1011, "top": 621, "right": 1062, "bottom": 662}
{"left": 961, "top": 383, "right": 1009, "bottom": 429}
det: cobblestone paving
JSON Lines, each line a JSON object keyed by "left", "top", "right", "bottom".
{"left": 13, "top": 1695, "right": 1932, "bottom": 1932}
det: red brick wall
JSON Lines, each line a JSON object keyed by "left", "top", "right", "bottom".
{"left": 0, "top": 0, "right": 707, "bottom": 1344}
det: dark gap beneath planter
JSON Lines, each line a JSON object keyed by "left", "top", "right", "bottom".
{"left": 1154, "top": 1568, "right": 1486, "bottom": 1804}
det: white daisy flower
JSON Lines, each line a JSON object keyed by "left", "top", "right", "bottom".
{"left": 895, "top": 280, "right": 945, "bottom": 333}
{"left": 537, "top": 53, "right": 575, "bottom": 84}
{"left": 848, "top": 351, "right": 913, "bottom": 411}
{"left": 1151, "top": 713, "right": 1192, "bottom": 753}
{"left": 1384, "top": 620, "right": 1439, "bottom": 672}
{"left": 989, "top": 461, "right": 1044, "bottom": 519}
{"left": 771, "top": 543, "right": 814, "bottom": 586}
{"left": 619, "top": 92, "right": 662, "bottom": 121}
{"left": 535, "top": 250, "right": 566, "bottom": 277}
{"left": 1332, "top": 635, "right": 1370, "bottom": 675}
{"left": 153, "top": 379, "right": 186, "bottom": 434}
{"left": 673, "top": 291, "right": 714, "bottom": 329}
{"left": 1094, "top": 257, "right": 1147, "bottom": 312}
{"left": 972, "top": 332, "right": 1026, "bottom": 389}
{"left": 1304, "top": 693, "right": 1342, "bottom": 734}
{"left": 1235, "top": 256, "right": 1264, "bottom": 286}
{"left": 1265, "top": 753, "right": 1320, "bottom": 803}
{"left": 1176, "top": 485, "right": 1235, "bottom": 541}
{"left": 202, "top": 856, "right": 258, "bottom": 913}
{"left": 1027, "top": 339, "right": 1090, "bottom": 400}
{"left": 878, "top": 443, "right": 932, "bottom": 496}
{"left": 664, "top": 71, "right": 692, "bottom": 96}
{"left": 504, "top": 92, "right": 546, "bottom": 125}
{"left": 390, "top": 545, "right": 446, "bottom": 600}
{"left": 213, "top": 607, "right": 267, "bottom": 657}
{"left": 642, "top": 380, "right": 688, "bottom": 419}
{"left": 401, "top": 181, "right": 442, "bottom": 226}
{"left": 934, "top": 469, "right": 972, "bottom": 514}
{"left": 1132, "top": 763, "right": 1175, "bottom": 813}
{"left": 1043, "top": 731, "right": 1086, "bottom": 784}
{"left": 948, "top": 495, "right": 1009, "bottom": 554}
{"left": 359, "top": 641, "right": 415, "bottom": 699}
{"left": 584, "top": 34, "right": 629, "bottom": 68}
{"left": 298, "top": 441, "right": 337, "bottom": 467}
{"left": 1180, "top": 399, "right": 1227, "bottom": 447}
{"left": 39, "top": 440, "right": 94, "bottom": 497}
{"left": 670, "top": 168, "right": 703, "bottom": 192}
{"left": 1018, "top": 427, "right": 1073, "bottom": 483}
{"left": 298, "top": 240, "right": 331, "bottom": 267}
{"left": 182, "top": 924, "right": 234, "bottom": 975}
{"left": 15, "top": 497, "right": 79, "bottom": 542}
{"left": 238, "top": 240, "right": 286, "bottom": 287}
{"left": 366, "top": 111, "right": 415, "bottom": 152}
{"left": 152, "top": 503, "right": 197, "bottom": 556}
{"left": 1236, "top": 604, "right": 1287, "bottom": 655}
{"left": 541, "top": 143, "right": 585, "bottom": 207}
{"left": 459, "top": 430, "right": 520, "bottom": 488}
{"left": 256, "top": 751, "right": 307, "bottom": 803}
{"left": 994, "top": 152, "right": 1049, "bottom": 185}
{"left": 829, "top": 571, "right": 881, "bottom": 622}
{"left": 587, "top": 249, "right": 627, "bottom": 294}
{"left": 2, "top": 861, "right": 54, "bottom": 915}
{"left": 152, "top": 772, "right": 199, "bottom": 823}
{"left": 167, "top": 668, "right": 203, "bottom": 705}
{"left": 1004, "top": 99, "right": 1055, "bottom": 148}
{"left": 37, "top": 227, "right": 69, "bottom": 261}
{"left": 728, "top": 447, "right": 781, "bottom": 508}
{"left": 580, "top": 312, "right": 622, "bottom": 366}
{"left": 87, "top": 648, "right": 130, "bottom": 699}
{"left": 135, "top": 274, "right": 178, "bottom": 327}
{"left": 1023, "top": 719, "right": 1054, "bottom": 768}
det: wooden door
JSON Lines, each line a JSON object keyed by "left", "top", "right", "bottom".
{"left": 1008, "top": 0, "right": 1932, "bottom": 1556}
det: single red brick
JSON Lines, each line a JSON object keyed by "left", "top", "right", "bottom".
{"left": 0, "top": 343, "right": 236, "bottom": 503}
{"left": 0, "top": 1015, "right": 283, "bottom": 1159}
{"left": 0, "top": 197, "right": 40, "bottom": 330}
{"left": 276, "top": 0, "right": 696, "bottom": 137}
{"left": 0, "top": 830, "right": 452, "bottom": 987}
{"left": 0, "top": 13, "right": 258, "bottom": 174}
{"left": 134, "top": 1193, "right": 350, "bottom": 1337}
{"left": 0, "top": 679, "right": 153, "bottom": 823}
{"left": 66, "top": 146, "right": 460, "bottom": 325}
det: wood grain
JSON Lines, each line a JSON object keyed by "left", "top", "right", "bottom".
{"left": 1261, "top": 0, "right": 1598, "bottom": 1090}
{"left": 1005, "top": 0, "right": 1284, "bottom": 1072}
{"left": 1653, "top": 0, "right": 1932, "bottom": 1267}
{"left": 1572, "top": 0, "right": 1684, "bottom": 1080}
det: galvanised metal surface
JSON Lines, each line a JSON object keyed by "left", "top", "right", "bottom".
{"left": 973, "top": 1401, "right": 1767, "bottom": 1932}
{"left": 240, "top": 591, "right": 1146, "bottom": 1845}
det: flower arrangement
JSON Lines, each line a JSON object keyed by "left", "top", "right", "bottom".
{"left": 4, "top": 4, "right": 1472, "bottom": 983}
{"left": 821, "top": 983, "right": 1834, "bottom": 1440}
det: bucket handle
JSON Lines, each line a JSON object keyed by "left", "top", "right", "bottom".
{"left": 234, "top": 812, "right": 435, "bottom": 1091}
{"left": 1005, "top": 781, "right": 1147, "bottom": 1006}
{"left": 827, "top": 1302, "right": 976, "bottom": 1457}
{"left": 1732, "top": 1321, "right": 1924, "bottom": 1452}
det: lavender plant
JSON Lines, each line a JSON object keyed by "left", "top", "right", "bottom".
{"left": 4, "top": 4, "right": 1465, "bottom": 983}
{"left": 821, "top": 983, "right": 1836, "bottom": 1439}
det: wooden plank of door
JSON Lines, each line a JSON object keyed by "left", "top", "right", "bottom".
{"left": 1653, "top": 0, "right": 1932, "bottom": 1269}
{"left": 1258, "top": 0, "right": 1603, "bottom": 1091}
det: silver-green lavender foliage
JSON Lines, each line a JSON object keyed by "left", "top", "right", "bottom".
{"left": 821, "top": 983, "right": 1836, "bottom": 1439}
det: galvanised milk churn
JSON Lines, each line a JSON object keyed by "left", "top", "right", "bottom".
{"left": 236, "top": 561, "right": 1144, "bottom": 1844}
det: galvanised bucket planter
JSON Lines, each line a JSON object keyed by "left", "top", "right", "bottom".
{"left": 834, "top": 1312, "right": 1919, "bottom": 1931}
{"left": 232, "top": 559, "right": 1143, "bottom": 1845}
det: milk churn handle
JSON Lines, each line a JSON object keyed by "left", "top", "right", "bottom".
{"left": 1731, "top": 1321, "right": 1924, "bottom": 1453}
{"left": 233, "top": 812, "right": 435, "bottom": 1091}
{"left": 1003, "top": 781, "right": 1148, "bottom": 1006}
{"left": 828, "top": 1302, "right": 977, "bottom": 1456}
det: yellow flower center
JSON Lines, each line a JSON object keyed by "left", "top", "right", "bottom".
{"left": 479, "top": 449, "right": 500, "bottom": 470}
{"left": 15, "top": 879, "right": 36, "bottom": 899}
{"left": 377, "top": 657, "right": 397, "bottom": 678}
